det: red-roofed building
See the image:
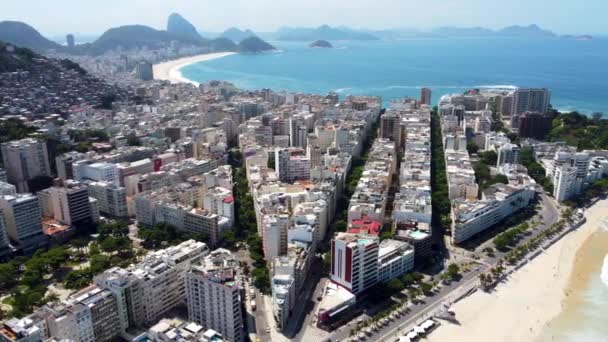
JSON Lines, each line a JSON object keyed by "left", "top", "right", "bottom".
{"left": 347, "top": 216, "right": 382, "bottom": 235}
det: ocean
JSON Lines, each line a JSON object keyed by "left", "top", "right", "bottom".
{"left": 180, "top": 38, "right": 608, "bottom": 114}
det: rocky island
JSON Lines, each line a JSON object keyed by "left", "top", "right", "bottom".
{"left": 310, "top": 40, "right": 333, "bottom": 48}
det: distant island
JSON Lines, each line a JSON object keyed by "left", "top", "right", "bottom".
{"left": 277, "top": 25, "right": 379, "bottom": 41}
{"left": 237, "top": 37, "right": 276, "bottom": 53}
{"left": 560, "top": 34, "right": 593, "bottom": 40}
{"left": 310, "top": 40, "right": 333, "bottom": 48}
{"left": 220, "top": 27, "right": 257, "bottom": 43}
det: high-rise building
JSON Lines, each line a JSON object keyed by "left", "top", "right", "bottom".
{"left": 87, "top": 181, "right": 128, "bottom": 218}
{"left": 0, "top": 193, "right": 44, "bottom": 249}
{"left": 330, "top": 233, "right": 379, "bottom": 294}
{"left": 514, "top": 111, "right": 554, "bottom": 138}
{"left": 263, "top": 214, "right": 289, "bottom": 260}
{"left": 74, "top": 162, "right": 120, "bottom": 186}
{"left": 420, "top": 87, "right": 432, "bottom": 106}
{"left": 1, "top": 138, "right": 51, "bottom": 193}
{"left": 185, "top": 249, "right": 244, "bottom": 342}
{"left": 135, "top": 61, "right": 154, "bottom": 81}
{"left": 275, "top": 148, "right": 311, "bottom": 183}
{"left": 553, "top": 165, "right": 578, "bottom": 202}
{"left": 49, "top": 180, "right": 93, "bottom": 226}
{"left": 95, "top": 240, "right": 209, "bottom": 330}
{"left": 71, "top": 286, "right": 122, "bottom": 342}
{"left": 66, "top": 34, "right": 75, "bottom": 48}
{"left": 380, "top": 112, "right": 402, "bottom": 146}
{"left": 56, "top": 151, "right": 86, "bottom": 181}
{"left": 496, "top": 143, "right": 520, "bottom": 167}
{"left": 512, "top": 88, "right": 551, "bottom": 115}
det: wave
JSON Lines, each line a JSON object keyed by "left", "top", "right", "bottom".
{"left": 475, "top": 84, "right": 518, "bottom": 89}
{"left": 367, "top": 85, "right": 474, "bottom": 91}
{"left": 601, "top": 255, "right": 608, "bottom": 288}
{"left": 334, "top": 87, "right": 353, "bottom": 93}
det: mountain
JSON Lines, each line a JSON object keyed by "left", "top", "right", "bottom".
{"left": 237, "top": 37, "right": 276, "bottom": 53}
{"left": 497, "top": 24, "right": 556, "bottom": 38}
{"left": 432, "top": 26, "right": 495, "bottom": 37}
{"left": 220, "top": 27, "right": 257, "bottom": 43}
{"left": 0, "top": 40, "right": 123, "bottom": 115}
{"left": 209, "top": 37, "right": 238, "bottom": 52}
{"left": 82, "top": 25, "right": 206, "bottom": 55}
{"left": 167, "top": 13, "right": 205, "bottom": 43}
{"left": 0, "top": 21, "right": 62, "bottom": 51}
{"left": 277, "top": 25, "right": 379, "bottom": 41}
{"left": 310, "top": 40, "right": 333, "bottom": 48}
{"left": 423, "top": 24, "right": 558, "bottom": 39}
{"left": 0, "top": 41, "right": 37, "bottom": 72}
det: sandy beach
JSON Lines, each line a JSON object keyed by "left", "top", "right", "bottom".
{"left": 428, "top": 199, "right": 608, "bottom": 342}
{"left": 153, "top": 52, "right": 237, "bottom": 85}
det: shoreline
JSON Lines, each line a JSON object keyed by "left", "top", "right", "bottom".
{"left": 428, "top": 199, "right": 608, "bottom": 342}
{"left": 153, "top": 52, "right": 237, "bottom": 86}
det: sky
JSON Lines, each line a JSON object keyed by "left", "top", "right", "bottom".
{"left": 2, "top": 0, "right": 607, "bottom": 36}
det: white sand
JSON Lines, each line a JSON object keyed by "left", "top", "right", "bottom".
{"left": 153, "top": 52, "right": 237, "bottom": 85}
{"left": 428, "top": 199, "right": 608, "bottom": 342}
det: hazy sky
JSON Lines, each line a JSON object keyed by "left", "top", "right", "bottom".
{"left": 3, "top": 0, "right": 606, "bottom": 36}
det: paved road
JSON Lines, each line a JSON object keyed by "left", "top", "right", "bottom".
{"left": 325, "top": 265, "right": 485, "bottom": 342}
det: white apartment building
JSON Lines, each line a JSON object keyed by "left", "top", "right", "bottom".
{"left": 452, "top": 183, "right": 536, "bottom": 244}
{"left": 3, "top": 285, "right": 121, "bottom": 342}
{"left": 74, "top": 162, "right": 119, "bottom": 186}
{"left": 377, "top": 239, "right": 415, "bottom": 283}
{"left": 497, "top": 143, "right": 520, "bottom": 167}
{"left": 330, "top": 233, "right": 379, "bottom": 295}
{"left": 550, "top": 151, "right": 591, "bottom": 202}
{"left": 263, "top": 214, "right": 289, "bottom": 260}
{"left": 202, "top": 187, "right": 234, "bottom": 226}
{"left": 0, "top": 193, "right": 44, "bottom": 249}
{"left": 95, "top": 240, "right": 209, "bottom": 330}
{"left": 553, "top": 165, "right": 579, "bottom": 202}
{"left": 512, "top": 88, "right": 551, "bottom": 115}
{"left": 1, "top": 138, "right": 51, "bottom": 193}
{"left": 185, "top": 248, "right": 244, "bottom": 342}
{"left": 271, "top": 242, "right": 313, "bottom": 331}
{"left": 0, "top": 182, "right": 16, "bottom": 196}
{"left": 87, "top": 181, "right": 128, "bottom": 218}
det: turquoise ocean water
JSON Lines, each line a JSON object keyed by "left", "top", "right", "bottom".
{"left": 181, "top": 38, "right": 608, "bottom": 113}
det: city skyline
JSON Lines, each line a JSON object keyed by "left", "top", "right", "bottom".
{"left": 2, "top": 0, "right": 607, "bottom": 36}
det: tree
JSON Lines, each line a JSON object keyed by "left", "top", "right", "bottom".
{"left": 466, "top": 141, "right": 479, "bottom": 155}
{"left": 446, "top": 263, "right": 461, "bottom": 280}
{"left": 334, "top": 220, "right": 348, "bottom": 232}
{"left": 479, "top": 151, "right": 497, "bottom": 166}
{"left": 0, "top": 263, "right": 18, "bottom": 290}
{"left": 386, "top": 278, "right": 405, "bottom": 293}
{"left": 89, "top": 242, "right": 100, "bottom": 256}
{"left": 400, "top": 273, "right": 415, "bottom": 286}
{"left": 420, "top": 282, "right": 433, "bottom": 295}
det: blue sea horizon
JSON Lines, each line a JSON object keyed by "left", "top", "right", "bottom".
{"left": 181, "top": 38, "right": 608, "bottom": 115}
